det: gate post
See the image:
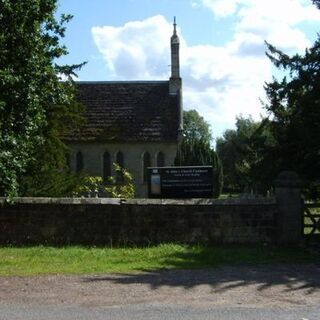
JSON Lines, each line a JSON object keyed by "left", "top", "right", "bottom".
{"left": 274, "top": 171, "right": 303, "bottom": 244}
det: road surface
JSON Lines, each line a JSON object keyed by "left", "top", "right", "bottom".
{"left": 1, "top": 264, "right": 319, "bottom": 319}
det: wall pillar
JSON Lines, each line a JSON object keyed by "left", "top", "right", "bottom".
{"left": 274, "top": 171, "right": 303, "bottom": 244}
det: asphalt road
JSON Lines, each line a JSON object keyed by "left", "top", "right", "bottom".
{"left": 0, "top": 303, "right": 319, "bottom": 320}
{"left": 1, "top": 265, "right": 320, "bottom": 320}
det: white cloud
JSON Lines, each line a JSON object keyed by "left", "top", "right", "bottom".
{"left": 200, "top": 0, "right": 242, "bottom": 17}
{"left": 190, "top": 0, "right": 201, "bottom": 8}
{"left": 197, "top": 0, "right": 320, "bottom": 52}
{"left": 92, "top": 15, "right": 172, "bottom": 80}
{"left": 91, "top": 3, "right": 320, "bottom": 138}
{"left": 199, "top": 0, "right": 320, "bottom": 22}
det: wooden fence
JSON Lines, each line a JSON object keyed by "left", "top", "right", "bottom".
{"left": 303, "top": 202, "right": 320, "bottom": 245}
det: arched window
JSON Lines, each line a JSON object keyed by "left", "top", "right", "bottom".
{"left": 103, "top": 151, "right": 111, "bottom": 183}
{"left": 76, "top": 151, "right": 83, "bottom": 173}
{"left": 115, "top": 151, "right": 124, "bottom": 183}
{"left": 156, "top": 152, "right": 165, "bottom": 167}
{"left": 142, "top": 151, "right": 151, "bottom": 183}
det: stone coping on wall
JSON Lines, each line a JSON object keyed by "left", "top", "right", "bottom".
{"left": 0, "top": 197, "right": 276, "bottom": 206}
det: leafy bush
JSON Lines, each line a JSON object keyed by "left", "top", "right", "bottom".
{"left": 73, "top": 176, "right": 103, "bottom": 198}
{"left": 105, "top": 163, "right": 135, "bottom": 199}
{"left": 72, "top": 163, "right": 135, "bottom": 199}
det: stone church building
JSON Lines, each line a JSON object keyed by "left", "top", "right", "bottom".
{"left": 65, "top": 20, "right": 183, "bottom": 197}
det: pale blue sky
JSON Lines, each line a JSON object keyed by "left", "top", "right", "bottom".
{"left": 56, "top": 0, "right": 320, "bottom": 139}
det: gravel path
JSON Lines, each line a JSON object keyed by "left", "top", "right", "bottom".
{"left": 0, "top": 264, "right": 320, "bottom": 319}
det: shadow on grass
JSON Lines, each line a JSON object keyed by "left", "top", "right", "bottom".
{"left": 83, "top": 246, "right": 320, "bottom": 294}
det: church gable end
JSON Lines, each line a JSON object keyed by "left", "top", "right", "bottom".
{"left": 64, "top": 19, "right": 182, "bottom": 197}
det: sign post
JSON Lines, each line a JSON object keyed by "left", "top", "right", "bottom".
{"left": 148, "top": 166, "right": 213, "bottom": 199}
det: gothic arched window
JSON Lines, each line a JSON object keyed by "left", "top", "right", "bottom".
{"left": 142, "top": 151, "right": 151, "bottom": 183}
{"left": 103, "top": 151, "right": 111, "bottom": 183}
{"left": 156, "top": 152, "right": 165, "bottom": 167}
{"left": 76, "top": 151, "right": 83, "bottom": 173}
{"left": 115, "top": 151, "right": 124, "bottom": 183}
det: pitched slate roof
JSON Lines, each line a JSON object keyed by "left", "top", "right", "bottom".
{"left": 64, "top": 81, "right": 181, "bottom": 143}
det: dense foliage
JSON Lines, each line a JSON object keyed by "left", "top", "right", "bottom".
{"left": 313, "top": 0, "right": 320, "bottom": 9}
{"left": 175, "top": 110, "right": 223, "bottom": 197}
{"left": 105, "top": 164, "right": 135, "bottom": 198}
{"left": 72, "top": 165, "right": 135, "bottom": 199}
{"left": 183, "top": 109, "right": 212, "bottom": 143}
{"left": 216, "top": 116, "right": 275, "bottom": 194}
{"left": 217, "top": 0, "right": 320, "bottom": 199}
{"left": 263, "top": 34, "right": 320, "bottom": 198}
{"left": 0, "top": 0, "right": 84, "bottom": 198}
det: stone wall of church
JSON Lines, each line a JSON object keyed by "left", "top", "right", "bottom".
{"left": 67, "top": 142, "right": 178, "bottom": 197}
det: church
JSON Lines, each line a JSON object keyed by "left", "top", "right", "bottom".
{"left": 64, "top": 20, "right": 183, "bottom": 197}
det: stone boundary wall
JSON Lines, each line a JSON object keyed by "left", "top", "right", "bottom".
{"left": 0, "top": 197, "right": 277, "bottom": 245}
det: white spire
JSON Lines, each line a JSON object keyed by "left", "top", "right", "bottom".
{"left": 170, "top": 16, "right": 181, "bottom": 94}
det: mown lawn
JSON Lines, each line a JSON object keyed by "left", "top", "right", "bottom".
{"left": 0, "top": 244, "right": 319, "bottom": 276}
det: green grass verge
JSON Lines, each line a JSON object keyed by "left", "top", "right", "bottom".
{"left": 0, "top": 244, "right": 319, "bottom": 276}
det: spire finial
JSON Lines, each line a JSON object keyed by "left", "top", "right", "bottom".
{"left": 173, "top": 16, "right": 177, "bottom": 35}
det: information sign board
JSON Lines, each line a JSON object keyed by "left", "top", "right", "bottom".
{"left": 148, "top": 166, "right": 213, "bottom": 198}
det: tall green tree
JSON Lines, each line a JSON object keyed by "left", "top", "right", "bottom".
{"left": 175, "top": 110, "right": 223, "bottom": 197}
{"left": 216, "top": 116, "right": 275, "bottom": 193}
{"left": 0, "top": 0, "right": 84, "bottom": 198}
{"left": 263, "top": 1, "right": 320, "bottom": 198}
{"left": 183, "top": 109, "right": 212, "bottom": 143}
